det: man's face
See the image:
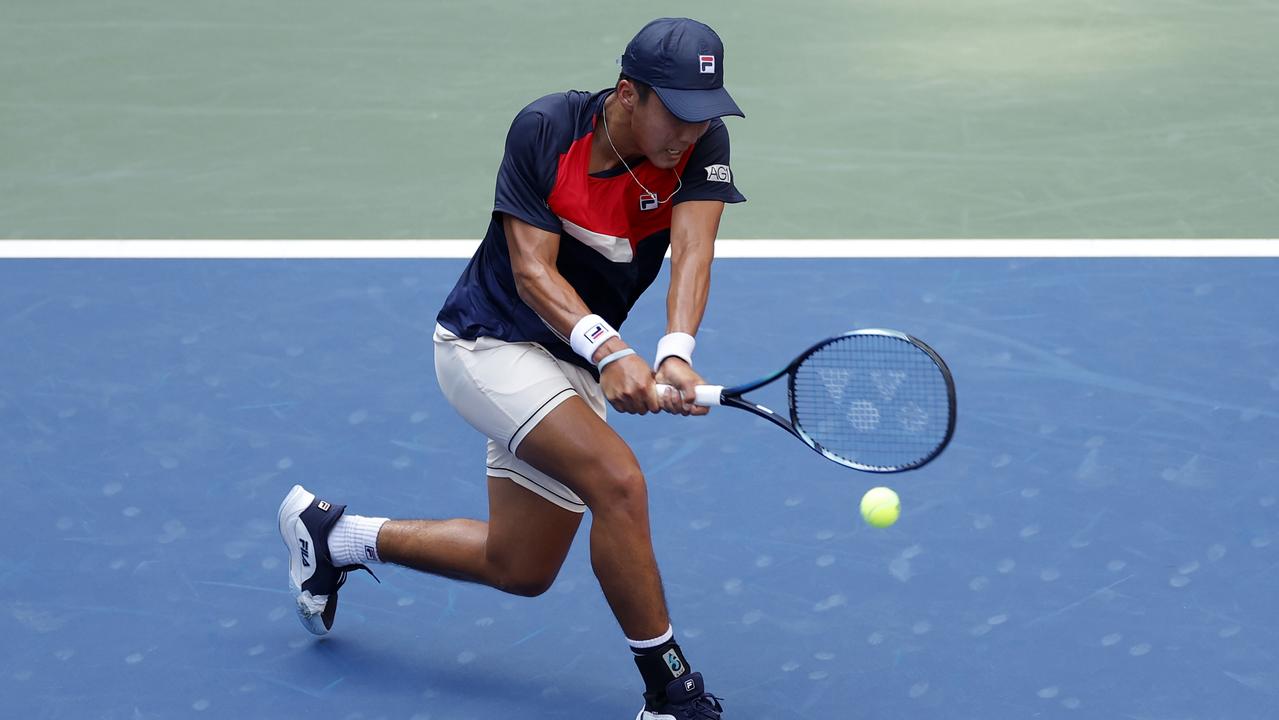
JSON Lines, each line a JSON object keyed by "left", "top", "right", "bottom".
{"left": 627, "top": 86, "right": 710, "bottom": 170}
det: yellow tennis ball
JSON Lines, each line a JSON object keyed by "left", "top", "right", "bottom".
{"left": 860, "top": 487, "right": 900, "bottom": 528}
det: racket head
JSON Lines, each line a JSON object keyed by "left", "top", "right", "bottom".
{"left": 786, "top": 329, "right": 956, "bottom": 472}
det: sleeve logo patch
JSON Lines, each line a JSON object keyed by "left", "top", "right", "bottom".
{"left": 704, "top": 164, "right": 732, "bottom": 183}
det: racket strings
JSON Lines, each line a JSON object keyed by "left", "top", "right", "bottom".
{"left": 791, "top": 334, "right": 951, "bottom": 470}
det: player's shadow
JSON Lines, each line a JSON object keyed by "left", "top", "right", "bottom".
{"left": 305, "top": 634, "right": 634, "bottom": 718}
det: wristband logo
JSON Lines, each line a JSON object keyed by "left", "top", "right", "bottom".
{"left": 587, "top": 324, "right": 607, "bottom": 341}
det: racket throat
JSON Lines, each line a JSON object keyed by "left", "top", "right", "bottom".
{"left": 722, "top": 396, "right": 801, "bottom": 439}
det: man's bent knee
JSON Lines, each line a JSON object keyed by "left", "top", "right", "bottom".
{"left": 484, "top": 543, "right": 565, "bottom": 598}
{"left": 586, "top": 464, "right": 649, "bottom": 518}
{"left": 495, "top": 570, "right": 558, "bottom": 597}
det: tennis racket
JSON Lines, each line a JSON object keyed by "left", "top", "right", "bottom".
{"left": 658, "top": 329, "right": 956, "bottom": 472}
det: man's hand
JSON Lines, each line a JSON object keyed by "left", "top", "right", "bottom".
{"left": 598, "top": 343, "right": 660, "bottom": 415}
{"left": 655, "top": 358, "right": 710, "bottom": 416}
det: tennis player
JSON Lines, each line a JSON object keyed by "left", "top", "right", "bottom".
{"left": 279, "top": 17, "right": 744, "bottom": 719}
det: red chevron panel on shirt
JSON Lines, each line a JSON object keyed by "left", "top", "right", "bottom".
{"left": 547, "top": 118, "right": 694, "bottom": 260}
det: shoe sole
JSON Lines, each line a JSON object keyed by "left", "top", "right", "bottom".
{"left": 277, "top": 484, "right": 330, "bottom": 635}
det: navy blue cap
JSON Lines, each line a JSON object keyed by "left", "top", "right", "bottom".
{"left": 619, "top": 18, "right": 744, "bottom": 123}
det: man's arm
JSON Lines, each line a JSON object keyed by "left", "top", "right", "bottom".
{"left": 657, "top": 200, "right": 724, "bottom": 416}
{"left": 503, "top": 213, "right": 660, "bottom": 414}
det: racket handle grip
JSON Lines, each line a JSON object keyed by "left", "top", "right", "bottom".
{"left": 656, "top": 383, "right": 724, "bottom": 407}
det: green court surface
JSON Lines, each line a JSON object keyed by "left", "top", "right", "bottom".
{"left": 3, "top": 0, "right": 1278, "bottom": 240}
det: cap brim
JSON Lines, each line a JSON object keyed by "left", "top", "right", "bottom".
{"left": 651, "top": 85, "right": 745, "bottom": 122}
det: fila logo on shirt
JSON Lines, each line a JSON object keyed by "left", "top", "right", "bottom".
{"left": 699, "top": 54, "right": 715, "bottom": 74}
{"left": 704, "top": 164, "right": 731, "bottom": 183}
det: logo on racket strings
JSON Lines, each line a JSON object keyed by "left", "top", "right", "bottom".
{"left": 818, "top": 367, "right": 850, "bottom": 402}
{"left": 871, "top": 370, "right": 906, "bottom": 400}
{"left": 848, "top": 400, "right": 881, "bottom": 431}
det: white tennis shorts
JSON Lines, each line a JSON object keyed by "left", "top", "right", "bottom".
{"left": 433, "top": 323, "right": 606, "bottom": 513}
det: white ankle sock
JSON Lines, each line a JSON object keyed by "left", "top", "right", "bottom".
{"left": 627, "top": 624, "right": 675, "bottom": 652}
{"left": 328, "top": 514, "right": 389, "bottom": 566}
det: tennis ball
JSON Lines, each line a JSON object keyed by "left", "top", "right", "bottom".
{"left": 860, "top": 487, "right": 900, "bottom": 528}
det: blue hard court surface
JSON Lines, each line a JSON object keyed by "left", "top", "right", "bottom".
{"left": 2, "top": 259, "right": 1278, "bottom": 719}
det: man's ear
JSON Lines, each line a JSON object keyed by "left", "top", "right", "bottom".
{"left": 616, "top": 80, "right": 636, "bottom": 111}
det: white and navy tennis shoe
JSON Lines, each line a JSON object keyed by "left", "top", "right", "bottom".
{"left": 277, "top": 484, "right": 375, "bottom": 635}
{"left": 637, "top": 672, "right": 724, "bottom": 720}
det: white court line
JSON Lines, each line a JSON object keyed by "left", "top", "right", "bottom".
{"left": 0, "top": 239, "right": 1276, "bottom": 258}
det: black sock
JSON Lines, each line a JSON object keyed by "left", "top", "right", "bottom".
{"left": 633, "top": 640, "right": 692, "bottom": 706}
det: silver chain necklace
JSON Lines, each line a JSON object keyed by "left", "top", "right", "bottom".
{"left": 601, "top": 98, "right": 682, "bottom": 208}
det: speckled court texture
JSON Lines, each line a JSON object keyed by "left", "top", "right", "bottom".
{"left": 3, "top": 259, "right": 1277, "bottom": 719}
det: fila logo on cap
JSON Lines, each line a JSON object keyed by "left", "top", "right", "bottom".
{"left": 699, "top": 54, "right": 715, "bottom": 74}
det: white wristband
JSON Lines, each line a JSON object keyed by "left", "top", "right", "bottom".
{"left": 570, "top": 314, "right": 619, "bottom": 363}
{"left": 654, "top": 332, "right": 696, "bottom": 370}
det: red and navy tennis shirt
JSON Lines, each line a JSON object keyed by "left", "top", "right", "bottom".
{"left": 436, "top": 88, "right": 745, "bottom": 374}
